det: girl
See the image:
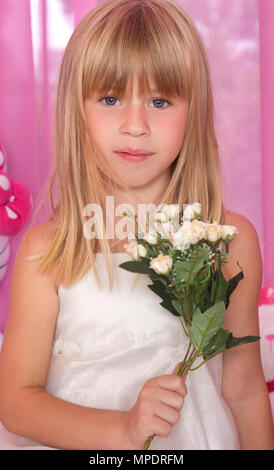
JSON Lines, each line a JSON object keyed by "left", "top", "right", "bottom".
{"left": 0, "top": 0, "right": 273, "bottom": 450}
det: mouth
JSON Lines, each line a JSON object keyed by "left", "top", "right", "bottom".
{"left": 114, "top": 151, "right": 154, "bottom": 163}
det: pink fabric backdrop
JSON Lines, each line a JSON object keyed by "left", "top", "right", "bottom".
{"left": 0, "top": 0, "right": 273, "bottom": 332}
{"left": 258, "top": 0, "right": 274, "bottom": 292}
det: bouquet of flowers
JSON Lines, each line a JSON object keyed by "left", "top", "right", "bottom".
{"left": 118, "top": 202, "right": 260, "bottom": 450}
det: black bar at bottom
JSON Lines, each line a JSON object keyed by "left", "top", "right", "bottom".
{"left": 0, "top": 449, "right": 273, "bottom": 466}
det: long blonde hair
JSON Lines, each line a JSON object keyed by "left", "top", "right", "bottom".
{"left": 27, "top": 0, "right": 227, "bottom": 290}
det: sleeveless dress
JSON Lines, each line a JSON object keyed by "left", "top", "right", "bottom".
{"left": 0, "top": 253, "right": 240, "bottom": 450}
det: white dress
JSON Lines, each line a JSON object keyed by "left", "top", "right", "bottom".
{"left": 0, "top": 253, "right": 240, "bottom": 450}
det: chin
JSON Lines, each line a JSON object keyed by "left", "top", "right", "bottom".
{"left": 125, "top": 179, "right": 156, "bottom": 191}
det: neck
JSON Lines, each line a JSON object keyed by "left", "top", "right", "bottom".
{"left": 97, "top": 169, "right": 171, "bottom": 253}
{"left": 112, "top": 168, "right": 171, "bottom": 214}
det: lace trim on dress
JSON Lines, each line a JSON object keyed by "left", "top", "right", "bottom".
{"left": 52, "top": 322, "right": 189, "bottom": 359}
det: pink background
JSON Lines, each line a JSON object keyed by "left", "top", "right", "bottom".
{"left": 0, "top": 0, "right": 273, "bottom": 332}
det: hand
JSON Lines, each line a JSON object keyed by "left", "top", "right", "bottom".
{"left": 123, "top": 363, "right": 188, "bottom": 449}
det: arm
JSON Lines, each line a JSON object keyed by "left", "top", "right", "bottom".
{"left": 221, "top": 211, "right": 274, "bottom": 450}
{"left": 0, "top": 223, "right": 132, "bottom": 450}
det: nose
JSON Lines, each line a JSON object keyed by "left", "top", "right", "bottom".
{"left": 120, "top": 103, "right": 150, "bottom": 137}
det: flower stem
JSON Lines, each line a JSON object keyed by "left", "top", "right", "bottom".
{"left": 189, "top": 359, "right": 207, "bottom": 371}
{"left": 179, "top": 316, "right": 189, "bottom": 337}
{"left": 183, "top": 295, "right": 192, "bottom": 324}
{"left": 142, "top": 434, "right": 155, "bottom": 450}
{"left": 180, "top": 342, "right": 192, "bottom": 368}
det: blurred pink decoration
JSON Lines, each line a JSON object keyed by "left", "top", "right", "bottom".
{"left": 0, "top": 177, "right": 32, "bottom": 236}
{"left": 0, "top": 146, "right": 7, "bottom": 173}
{"left": 259, "top": 300, "right": 274, "bottom": 422}
{"left": 259, "top": 280, "right": 274, "bottom": 422}
{"left": 259, "top": 283, "right": 274, "bottom": 306}
{"left": 0, "top": 236, "right": 10, "bottom": 283}
{"left": 0, "top": 147, "right": 9, "bottom": 283}
{"left": 0, "top": 146, "right": 32, "bottom": 236}
{"left": 0, "top": 146, "right": 32, "bottom": 283}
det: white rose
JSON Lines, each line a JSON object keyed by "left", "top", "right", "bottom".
{"left": 138, "top": 244, "right": 148, "bottom": 257}
{"left": 205, "top": 222, "right": 222, "bottom": 243}
{"left": 153, "top": 204, "right": 180, "bottom": 223}
{"left": 190, "top": 219, "right": 207, "bottom": 244}
{"left": 221, "top": 225, "right": 239, "bottom": 242}
{"left": 172, "top": 221, "right": 192, "bottom": 251}
{"left": 160, "top": 220, "right": 176, "bottom": 243}
{"left": 150, "top": 253, "right": 173, "bottom": 275}
{"left": 144, "top": 233, "right": 158, "bottom": 245}
{"left": 124, "top": 239, "right": 138, "bottom": 257}
{"left": 182, "top": 202, "right": 202, "bottom": 221}
{"left": 153, "top": 211, "right": 169, "bottom": 223}
{"left": 162, "top": 204, "right": 180, "bottom": 220}
{"left": 124, "top": 240, "right": 148, "bottom": 260}
{"left": 142, "top": 222, "right": 159, "bottom": 245}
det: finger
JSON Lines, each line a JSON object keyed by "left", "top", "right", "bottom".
{"left": 158, "top": 389, "right": 186, "bottom": 410}
{"left": 154, "top": 401, "right": 181, "bottom": 426}
{"left": 157, "top": 374, "right": 188, "bottom": 394}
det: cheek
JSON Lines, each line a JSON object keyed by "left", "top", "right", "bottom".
{"left": 87, "top": 115, "right": 108, "bottom": 144}
{"left": 161, "top": 119, "right": 187, "bottom": 156}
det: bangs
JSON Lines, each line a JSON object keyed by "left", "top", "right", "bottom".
{"left": 82, "top": 1, "right": 192, "bottom": 101}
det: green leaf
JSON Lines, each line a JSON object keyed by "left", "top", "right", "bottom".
{"left": 149, "top": 270, "right": 169, "bottom": 285}
{"left": 226, "top": 333, "right": 260, "bottom": 349}
{"left": 226, "top": 262, "right": 244, "bottom": 308}
{"left": 171, "top": 298, "right": 192, "bottom": 324}
{"left": 173, "top": 261, "right": 192, "bottom": 283}
{"left": 170, "top": 299, "right": 183, "bottom": 316}
{"left": 197, "top": 285, "right": 212, "bottom": 313}
{"left": 202, "top": 328, "right": 230, "bottom": 360}
{"left": 147, "top": 279, "right": 167, "bottom": 299}
{"left": 174, "top": 255, "right": 206, "bottom": 285}
{"left": 202, "top": 329, "right": 260, "bottom": 361}
{"left": 119, "top": 259, "right": 168, "bottom": 285}
{"left": 210, "top": 276, "right": 218, "bottom": 303}
{"left": 118, "top": 259, "right": 150, "bottom": 274}
{"left": 189, "top": 301, "right": 225, "bottom": 351}
{"left": 183, "top": 294, "right": 196, "bottom": 322}
{"left": 160, "top": 299, "right": 182, "bottom": 317}
{"left": 147, "top": 282, "right": 180, "bottom": 317}
{"left": 213, "top": 269, "right": 229, "bottom": 304}
{"left": 197, "top": 264, "right": 211, "bottom": 284}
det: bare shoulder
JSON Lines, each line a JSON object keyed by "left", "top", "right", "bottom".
{"left": 10, "top": 218, "right": 60, "bottom": 321}
{"left": 19, "top": 219, "right": 59, "bottom": 289}
{"left": 21, "top": 218, "right": 56, "bottom": 255}
{"left": 222, "top": 209, "right": 263, "bottom": 283}
{"left": 224, "top": 208, "right": 259, "bottom": 241}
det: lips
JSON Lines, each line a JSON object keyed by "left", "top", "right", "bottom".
{"left": 114, "top": 151, "right": 153, "bottom": 163}
{"left": 115, "top": 148, "right": 153, "bottom": 156}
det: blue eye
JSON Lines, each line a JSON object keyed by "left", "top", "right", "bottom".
{"left": 100, "top": 96, "right": 121, "bottom": 106}
{"left": 99, "top": 96, "right": 170, "bottom": 109}
{"left": 149, "top": 98, "right": 170, "bottom": 109}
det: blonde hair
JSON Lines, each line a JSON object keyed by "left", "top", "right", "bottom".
{"left": 27, "top": 0, "right": 227, "bottom": 290}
